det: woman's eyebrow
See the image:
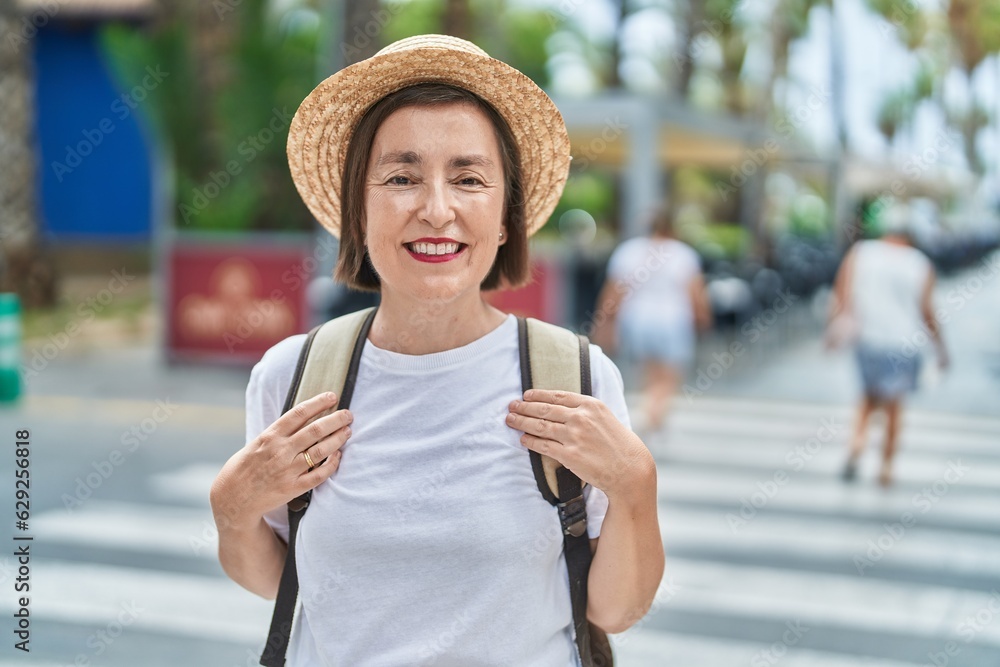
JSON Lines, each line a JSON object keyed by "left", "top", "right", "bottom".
{"left": 450, "top": 154, "right": 494, "bottom": 168}
{"left": 375, "top": 150, "right": 420, "bottom": 166}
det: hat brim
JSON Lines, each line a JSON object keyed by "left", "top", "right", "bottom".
{"left": 287, "top": 42, "right": 570, "bottom": 239}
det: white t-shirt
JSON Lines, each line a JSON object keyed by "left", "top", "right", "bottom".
{"left": 850, "top": 240, "right": 932, "bottom": 348}
{"left": 245, "top": 314, "right": 629, "bottom": 666}
{"left": 606, "top": 236, "right": 701, "bottom": 327}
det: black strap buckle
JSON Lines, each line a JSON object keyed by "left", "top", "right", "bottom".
{"left": 558, "top": 495, "right": 587, "bottom": 538}
{"left": 288, "top": 492, "right": 311, "bottom": 513}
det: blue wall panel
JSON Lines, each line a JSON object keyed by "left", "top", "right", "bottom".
{"left": 35, "top": 25, "right": 153, "bottom": 242}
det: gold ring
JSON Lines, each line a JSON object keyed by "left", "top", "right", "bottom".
{"left": 303, "top": 450, "right": 315, "bottom": 469}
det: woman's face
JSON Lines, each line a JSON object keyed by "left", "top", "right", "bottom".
{"left": 363, "top": 102, "right": 506, "bottom": 305}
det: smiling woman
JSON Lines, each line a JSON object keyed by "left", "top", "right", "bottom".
{"left": 209, "top": 34, "right": 664, "bottom": 667}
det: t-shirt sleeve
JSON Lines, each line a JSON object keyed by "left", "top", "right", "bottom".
{"left": 583, "top": 343, "right": 633, "bottom": 539}
{"left": 245, "top": 334, "right": 309, "bottom": 544}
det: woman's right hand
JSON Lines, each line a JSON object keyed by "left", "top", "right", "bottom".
{"left": 210, "top": 391, "right": 353, "bottom": 531}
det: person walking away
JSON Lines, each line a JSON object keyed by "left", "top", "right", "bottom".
{"left": 592, "top": 208, "right": 711, "bottom": 435}
{"left": 828, "top": 204, "right": 948, "bottom": 487}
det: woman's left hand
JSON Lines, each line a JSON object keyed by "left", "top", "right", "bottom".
{"left": 506, "top": 389, "right": 653, "bottom": 500}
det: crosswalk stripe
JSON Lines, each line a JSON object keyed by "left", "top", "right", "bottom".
{"left": 659, "top": 509, "right": 1000, "bottom": 581}
{"left": 661, "top": 468, "right": 1000, "bottom": 532}
{"left": 34, "top": 501, "right": 218, "bottom": 560}
{"left": 633, "top": 393, "right": 1000, "bottom": 435}
{"left": 0, "top": 559, "right": 271, "bottom": 645}
{"left": 612, "top": 628, "right": 928, "bottom": 667}
{"left": 657, "top": 448, "right": 1000, "bottom": 494}
{"left": 663, "top": 414, "right": 1000, "bottom": 455}
{"left": 655, "top": 558, "right": 1000, "bottom": 647}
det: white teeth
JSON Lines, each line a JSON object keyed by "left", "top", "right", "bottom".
{"left": 410, "top": 242, "right": 459, "bottom": 255}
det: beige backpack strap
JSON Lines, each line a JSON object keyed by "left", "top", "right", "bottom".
{"left": 524, "top": 317, "right": 583, "bottom": 498}
{"left": 519, "top": 317, "right": 608, "bottom": 667}
{"left": 293, "top": 306, "right": 377, "bottom": 410}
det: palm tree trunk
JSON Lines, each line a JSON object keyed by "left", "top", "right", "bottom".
{"left": 0, "top": 0, "right": 58, "bottom": 307}
{"left": 344, "top": 0, "right": 382, "bottom": 64}
{"left": 443, "top": 0, "right": 472, "bottom": 41}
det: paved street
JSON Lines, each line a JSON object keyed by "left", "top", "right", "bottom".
{"left": 1, "top": 259, "right": 997, "bottom": 667}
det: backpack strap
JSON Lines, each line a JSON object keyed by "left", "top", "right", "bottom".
{"left": 518, "top": 317, "right": 612, "bottom": 667}
{"left": 260, "top": 307, "right": 377, "bottom": 667}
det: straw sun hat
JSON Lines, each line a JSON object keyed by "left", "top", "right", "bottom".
{"left": 286, "top": 34, "right": 571, "bottom": 239}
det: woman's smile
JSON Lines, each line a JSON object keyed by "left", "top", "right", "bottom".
{"left": 404, "top": 237, "right": 467, "bottom": 262}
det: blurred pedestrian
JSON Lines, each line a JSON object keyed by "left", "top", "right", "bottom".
{"left": 591, "top": 208, "right": 712, "bottom": 434}
{"left": 210, "top": 35, "right": 663, "bottom": 666}
{"left": 828, "top": 203, "right": 948, "bottom": 487}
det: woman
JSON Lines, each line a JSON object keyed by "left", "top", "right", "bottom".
{"left": 210, "top": 35, "right": 663, "bottom": 665}
{"left": 592, "top": 208, "right": 711, "bottom": 434}
{"left": 828, "top": 204, "right": 948, "bottom": 487}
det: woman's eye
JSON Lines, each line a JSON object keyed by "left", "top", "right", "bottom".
{"left": 387, "top": 176, "right": 411, "bottom": 185}
{"left": 458, "top": 177, "right": 482, "bottom": 186}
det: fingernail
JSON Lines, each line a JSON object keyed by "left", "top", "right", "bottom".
{"left": 505, "top": 413, "right": 515, "bottom": 423}
{"left": 326, "top": 392, "right": 337, "bottom": 402}
{"left": 345, "top": 410, "right": 353, "bottom": 421}
{"left": 344, "top": 427, "right": 352, "bottom": 437}
{"left": 509, "top": 400, "right": 520, "bottom": 409}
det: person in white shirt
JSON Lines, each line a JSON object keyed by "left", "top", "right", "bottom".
{"left": 209, "top": 35, "right": 664, "bottom": 666}
{"left": 827, "top": 203, "right": 948, "bottom": 487}
{"left": 592, "top": 208, "right": 711, "bottom": 433}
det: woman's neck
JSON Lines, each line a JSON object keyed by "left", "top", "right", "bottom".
{"left": 367, "top": 291, "right": 508, "bottom": 355}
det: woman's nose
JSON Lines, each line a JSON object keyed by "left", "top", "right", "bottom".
{"left": 417, "top": 181, "right": 456, "bottom": 227}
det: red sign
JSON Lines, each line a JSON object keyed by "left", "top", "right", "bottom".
{"left": 485, "top": 257, "right": 564, "bottom": 324}
{"left": 167, "top": 243, "right": 310, "bottom": 364}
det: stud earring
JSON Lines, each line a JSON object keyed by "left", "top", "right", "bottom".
{"left": 499, "top": 231, "right": 504, "bottom": 240}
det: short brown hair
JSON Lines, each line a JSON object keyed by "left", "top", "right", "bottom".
{"left": 335, "top": 84, "right": 528, "bottom": 292}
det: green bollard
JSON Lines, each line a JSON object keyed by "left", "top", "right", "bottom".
{"left": 0, "top": 293, "right": 22, "bottom": 402}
